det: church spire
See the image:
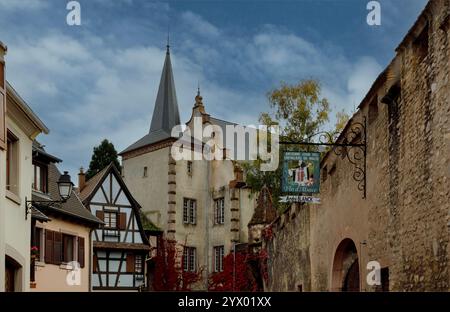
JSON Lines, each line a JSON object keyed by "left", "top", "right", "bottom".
{"left": 149, "top": 44, "right": 181, "bottom": 135}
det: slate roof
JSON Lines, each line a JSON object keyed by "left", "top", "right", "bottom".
{"left": 30, "top": 206, "right": 51, "bottom": 222}
{"left": 32, "top": 141, "right": 62, "bottom": 163}
{"left": 120, "top": 46, "right": 180, "bottom": 155}
{"left": 33, "top": 162, "right": 103, "bottom": 226}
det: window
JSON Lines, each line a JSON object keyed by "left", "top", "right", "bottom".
{"left": 34, "top": 227, "right": 44, "bottom": 261}
{"left": 187, "top": 161, "right": 193, "bottom": 175}
{"left": 6, "top": 131, "right": 19, "bottom": 195}
{"left": 143, "top": 166, "right": 148, "bottom": 178}
{"left": 183, "top": 247, "right": 196, "bottom": 272}
{"left": 32, "top": 163, "right": 48, "bottom": 193}
{"left": 62, "top": 234, "right": 75, "bottom": 263}
{"left": 214, "top": 198, "right": 225, "bottom": 224}
{"left": 104, "top": 212, "right": 118, "bottom": 229}
{"left": 135, "top": 254, "right": 143, "bottom": 273}
{"left": 214, "top": 246, "right": 224, "bottom": 272}
{"left": 183, "top": 198, "right": 197, "bottom": 225}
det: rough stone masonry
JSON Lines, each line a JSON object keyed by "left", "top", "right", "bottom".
{"left": 263, "top": 0, "right": 450, "bottom": 292}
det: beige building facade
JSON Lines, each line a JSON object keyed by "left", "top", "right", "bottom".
{"left": 264, "top": 0, "right": 449, "bottom": 292}
{"left": 0, "top": 41, "right": 49, "bottom": 292}
{"left": 32, "top": 218, "right": 93, "bottom": 292}
{"left": 120, "top": 46, "right": 255, "bottom": 289}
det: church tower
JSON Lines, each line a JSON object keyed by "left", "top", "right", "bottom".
{"left": 120, "top": 44, "right": 180, "bottom": 241}
{"left": 120, "top": 45, "right": 256, "bottom": 290}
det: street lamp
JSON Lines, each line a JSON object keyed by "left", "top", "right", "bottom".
{"left": 57, "top": 171, "right": 74, "bottom": 201}
{"left": 25, "top": 171, "right": 74, "bottom": 219}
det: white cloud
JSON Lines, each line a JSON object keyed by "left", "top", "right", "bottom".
{"left": 347, "top": 56, "right": 382, "bottom": 107}
{"left": 181, "top": 11, "right": 220, "bottom": 38}
{"left": 3, "top": 5, "right": 384, "bottom": 179}
{"left": 0, "top": 0, "right": 48, "bottom": 10}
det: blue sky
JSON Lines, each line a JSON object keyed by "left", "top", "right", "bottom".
{"left": 0, "top": 0, "right": 427, "bottom": 180}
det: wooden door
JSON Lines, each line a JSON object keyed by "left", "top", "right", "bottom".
{"left": 5, "top": 260, "right": 15, "bottom": 292}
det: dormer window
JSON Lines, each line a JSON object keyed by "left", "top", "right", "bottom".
{"left": 32, "top": 162, "right": 48, "bottom": 193}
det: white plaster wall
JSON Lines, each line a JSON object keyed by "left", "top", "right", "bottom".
{"left": 0, "top": 148, "right": 6, "bottom": 291}
{"left": 3, "top": 116, "right": 34, "bottom": 291}
{"left": 122, "top": 146, "right": 169, "bottom": 228}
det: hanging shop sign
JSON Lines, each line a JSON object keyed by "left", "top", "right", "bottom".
{"left": 282, "top": 151, "right": 321, "bottom": 194}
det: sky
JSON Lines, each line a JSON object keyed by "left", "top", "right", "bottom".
{"left": 0, "top": 0, "right": 428, "bottom": 181}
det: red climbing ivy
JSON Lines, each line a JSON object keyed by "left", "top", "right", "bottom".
{"left": 208, "top": 249, "right": 269, "bottom": 291}
{"left": 153, "top": 237, "right": 201, "bottom": 291}
{"left": 262, "top": 225, "right": 274, "bottom": 241}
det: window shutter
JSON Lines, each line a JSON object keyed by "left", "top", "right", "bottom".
{"left": 93, "top": 254, "right": 98, "bottom": 272}
{"left": 62, "top": 235, "right": 68, "bottom": 263}
{"left": 96, "top": 210, "right": 104, "bottom": 221}
{"left": 53, "top": 232, "right": 62, "bottom": 264}
{"left": 44, "top": 230, "right": 54, "bottom": 264}
{"left": 119, "top": 212, "right": 127, "bottom": 230}
{"left": 126, "top": 253, "right": 135, "bottom": 273}
{"left": 77, "top": 237, "right": 85, "bottom": 268}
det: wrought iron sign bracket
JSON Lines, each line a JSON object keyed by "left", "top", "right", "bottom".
{"left": 280, "top": 117, "right": 367, "bottom": 199}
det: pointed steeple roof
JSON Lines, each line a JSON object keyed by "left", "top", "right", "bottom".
{"left": 120, "top": 46, "right": 181, "bottom": 155}
{"left": 149, "top": 45, "right": 180, "bottom": 134}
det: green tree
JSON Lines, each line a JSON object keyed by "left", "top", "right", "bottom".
{"left": 243, "top": 79, "right": 330, "bottom": 211}
{"left": 86, "top": 139, "right": 120, "bottom": 180}
{"left": 334, "top": 109, "right": 350, "bottom": 134}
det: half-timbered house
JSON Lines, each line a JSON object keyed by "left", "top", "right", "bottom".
{"left": 78, "top": 163, "right": 151, "bottom": 291}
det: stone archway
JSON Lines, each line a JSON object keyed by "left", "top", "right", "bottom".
{"left": 331, "top": 238, "right": 360, "bottom": 292}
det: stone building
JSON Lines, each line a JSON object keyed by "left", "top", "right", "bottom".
{"left": 119, "top": 45, "right": 255, "bottom": 289}
{"left": 265, "top": 0, "right": 449, "bottom": 292}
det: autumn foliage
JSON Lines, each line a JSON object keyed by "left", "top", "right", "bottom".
{"left": 208, "top": 249, "right": 268, "bottom": 291}
{"left": 153, "top": 237, "right": 201, "bottom": 291}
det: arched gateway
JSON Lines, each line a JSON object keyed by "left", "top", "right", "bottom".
{"left": 331, "top": 238, "right": 360, "bottom": 292}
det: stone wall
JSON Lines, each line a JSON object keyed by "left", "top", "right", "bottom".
{"left": 265, "top": 0, "right": 449, "bottom": 292}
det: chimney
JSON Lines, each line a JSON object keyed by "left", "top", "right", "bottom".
{"left": 78, "top": 167, "right": 86, "bottom": 191}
